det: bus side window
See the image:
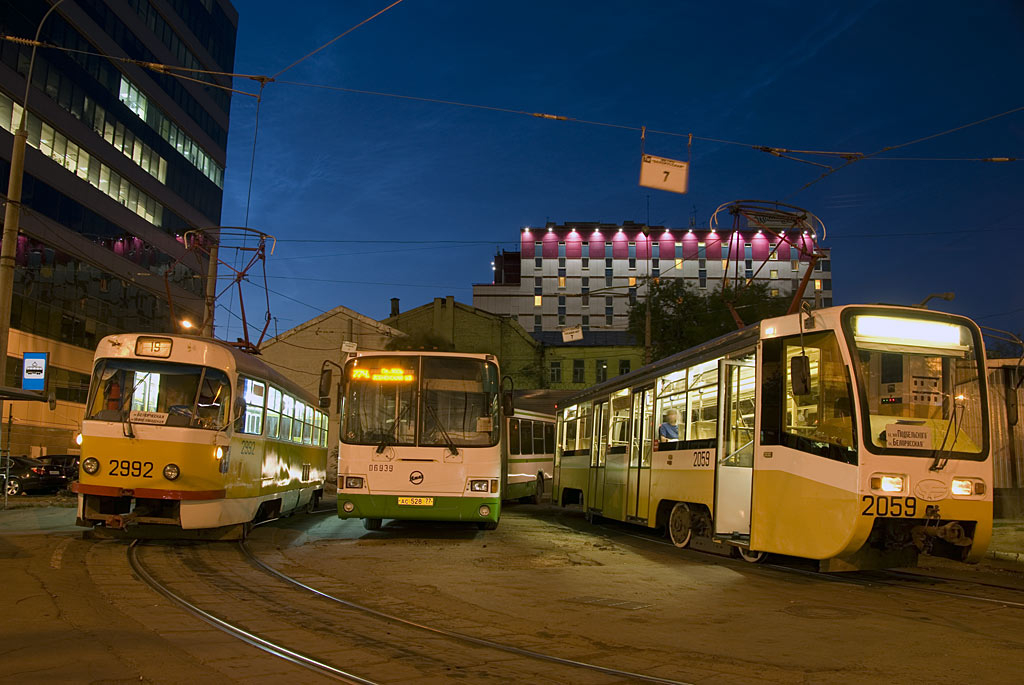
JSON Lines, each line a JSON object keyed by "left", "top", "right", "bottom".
{"left": 534, "top": 420, "right": 546, "bottom": 454}
{"left": 544, "top": 423, "right": 555, "bottom": 454}
{"left": 509, "top": 419, "right": 520, "bottom": 455}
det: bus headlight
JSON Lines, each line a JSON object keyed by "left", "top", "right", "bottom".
{"left": 871, "top": 474, "right": 905, "bottom": 493}
{"left": 345, "top": 476, "right": 364, "bottom": 489}
{"left": 75, "top": 432, "right": 83, "bottom": 446}
{"left": 82, "top": 457, "right": 99, "bottom": 475}
{"left": 478, "top": 504, "right": 491, "bottom": 517}
{"left": 343, "top": 500, "right": 355, "bottom": 512}
{"left": 163, "top": 463, "right": 180, "bottom": 481}
{"left": 952, "top": 479, "right": 973, "bottom": 496}
{"left": 470, "top": 479, "right": 489, "bottom": 492}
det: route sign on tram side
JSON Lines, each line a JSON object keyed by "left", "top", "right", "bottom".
{"left": 639, "top": 154, "right": 689, "bottom": 194}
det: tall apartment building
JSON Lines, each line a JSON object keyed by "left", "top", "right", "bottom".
{"left": 474, "top": 221, "right": 833, "bottom": 334}
{"left": 0, "top": 0, "right": 237, "bottom": 455}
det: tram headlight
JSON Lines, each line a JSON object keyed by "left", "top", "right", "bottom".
{"left": 951, "top": 478, "right": 973, "bottom": 496}
{"left": 871, "top": 474, "right": 905, "bottom": 493}
{"left": 215, "top": 446, "right": 224, "bottom": 460}
{"left": 82, "top": 457, "right": 99, "bottom": 475}
{"left": 163, "top": 463, "right": 181, "bottom": 481}
{"left": 470, "top": 479, "right": 489, "bottom": 492}
{"left": 75, "top": 432, "right": 83, "bottom": 446}
{"left": 345, "top": 476, "right": 364, "bottom": 489}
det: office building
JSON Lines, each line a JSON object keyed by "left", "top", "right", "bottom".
{"left": 0, "top": 0, "right": 237, "bottom": 455}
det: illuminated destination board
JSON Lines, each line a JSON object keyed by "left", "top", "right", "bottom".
{"left": 351, "top": 367, "right": 415, "bottom": 382}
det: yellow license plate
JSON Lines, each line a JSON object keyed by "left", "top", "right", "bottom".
{"left": 397, "top": 496, "right": 434, "bottom": 506}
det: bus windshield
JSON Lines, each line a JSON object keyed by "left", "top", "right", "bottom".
{"left": 845, "top": 312, "right": 986, "bottom": 459}
{"left": 342, "top": 356, "right": 500, "bottom": 448}
{"left": 420, "top": 357, "right": 500, "bottom": 448}
{"left": 85, "top": 359, "right": 232, "bottom": 430}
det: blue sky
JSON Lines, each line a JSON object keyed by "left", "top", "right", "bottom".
{"left": 217, "top": 0, "right": 1024, "bottom": 341}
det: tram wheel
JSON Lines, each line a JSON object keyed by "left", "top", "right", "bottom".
{"left": 667, "top": 502, "right": 693, "bottom": 548}
{"left": 738, "top": 547, "right": 767, "bottom": 563}
{"left": 363, "top": 518, "right": 382, "bottom": 531}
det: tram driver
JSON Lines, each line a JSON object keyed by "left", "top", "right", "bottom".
{"left": 659, "top": 408, "right": 680, "bottom": 443}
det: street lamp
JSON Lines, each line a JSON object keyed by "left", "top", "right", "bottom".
{"left": 0, "top": 0, "right": 68, "bottom": 367}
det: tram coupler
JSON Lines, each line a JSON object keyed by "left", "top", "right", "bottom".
{"left": 911, "top": 521, "right": 973, "bottom": 550}
{"left": 106, "top": 511, "right": 141, "bottom": 530}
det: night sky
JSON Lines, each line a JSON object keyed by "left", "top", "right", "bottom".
{"left": 216, "top": 1, "right": 1024, "bottom": 342}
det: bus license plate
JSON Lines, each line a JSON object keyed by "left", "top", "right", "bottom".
{"left": 397, "top": 496, "right": 434, "bottom": 506}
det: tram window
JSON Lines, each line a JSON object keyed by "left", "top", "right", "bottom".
{"left": 280, "top": 394, "right": 294, "bottom": 441}
{"left": 303, "top": 404, "right": 314, "bottom": 444}
{"left": 509, "top": 419, "right": 521, "bottom": 455}
{"left": 545, "top": 423, "right": 555, "bottom": 453}
{"left": 237, "top": 377, "right": 266, "bottom": 435}
{"left": 761, "top": 333, "right": 856, "bottom": 463}
{"left": 266, "top": 386, "right": 282, "bottom": 439}
{"left": 293, "top": 400, "right": 306, "bottom": 443}
{"left": 608, "top": 390, "right": 630, "bottom": 451}
{"left": 534, "top": 420, "right": 547, "bottom": 454}
{"left": 564, "top": 418, "right": 577, "bottom": 452}
{"left": 195, "top": 369, "right": 231, "bottom": 430}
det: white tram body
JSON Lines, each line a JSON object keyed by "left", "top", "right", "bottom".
{"left": 554, "top": 304, "right": 992, "bottom": 570}
{"left": 74, "top": 334, "right": 328, "bottom": 537}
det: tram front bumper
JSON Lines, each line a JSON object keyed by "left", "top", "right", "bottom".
{"left": 338, "top": 493, "right": 500, "bottom": 523}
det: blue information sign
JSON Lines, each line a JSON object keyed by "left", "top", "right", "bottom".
{"left": 22, "top": 352, "right": 48, "bottom": 391}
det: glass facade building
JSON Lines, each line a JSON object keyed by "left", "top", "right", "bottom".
{"left": 0, "top": 0, "right": 237, "bottom": 456}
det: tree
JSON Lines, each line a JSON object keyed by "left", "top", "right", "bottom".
{"left": 628, "top": 279, "right": 790, "bottom": 361}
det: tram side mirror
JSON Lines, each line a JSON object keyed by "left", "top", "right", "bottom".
{"left": 502, "top": 391, "right": 514, "bottom": 416}
{"left": 790, "top": 355, "right": 811, "bottom": 396}
{"left": 318, "top": 368, "right": 332, "bottom": 409}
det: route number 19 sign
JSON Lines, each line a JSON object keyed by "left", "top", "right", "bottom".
{"left": 639, "top": 154, "right": 689, "bottom": 194}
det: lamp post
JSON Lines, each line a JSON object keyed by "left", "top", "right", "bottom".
{"left": 0, "top": 0, "right": 68, "bottom": 368}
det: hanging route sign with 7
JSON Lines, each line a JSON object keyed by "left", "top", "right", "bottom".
{"left": 639, "top": 154, "right": 689, "bottom": 194}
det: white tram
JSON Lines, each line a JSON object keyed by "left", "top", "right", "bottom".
{"left": 554, "top": 304, "right": 992, "bottom": 570}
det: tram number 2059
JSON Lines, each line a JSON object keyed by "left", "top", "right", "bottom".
{"left": 861, "top": 495, "right": 917, "bottom": 518}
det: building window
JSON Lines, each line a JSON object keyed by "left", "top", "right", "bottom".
{"left": 535, "top": 257, "right": 542, "bottom": 268}
{"left": 770, "top": 269, "right": 778, "bottom": 279}
{"left": 675, "top": 258, "right": 682, "bottom": 271}
{"left": 629, "top": 288, "right": 637, "bottom": 305}
{"left": 606, "top": 314, "right": 613, "bottom": 326}
{"left": 628, "top": 276, "right": 636, "bottom": 287}
{"left": 792, "top": 260, "right": 799, "bottom": 271}
{"left": 699, "top": 271, "right": 707, "bottom": 288}
{"left": 558, "top": 295, "right": 566, "bottom": 307}
{"left": 605, "top": 268, "right": 613, "bottom": 287}
{"left": 582, "top": 276, "right": 589, "bottom": 288}
{"left": 559, "top": 257, "right": 566, "bottom": 268}
{"left": 582, "top": 258, "right": 589, "bottom": 268}
{"left": 534, "top": 295, "right": 543, "bottom": 307}
{"left": 606, "top": 258, "right": 613, "bottom": 268}
{"left": 558, "top": 276, "right": 566, "bottom": 288}
{"left": 619, "top": 359, "right": 631, "bottom": 376}
{"left": 769, "top": 244, "right": 778, "bottom": 260}
{"left": 582, "top": 315, "right": 590, "bottom": 330}
{"left": 824, "top": 279, "right": 832, "bottom": 290}
{"left": 534, "top": 315, "right": 542, "bottom": 332}
{"left": 550, "top": 361, "right": 562, "bottom": 383}
{"left": 596, "top": 360, "right": 608, "bottom": 384}
{"left": 573, "top": 359, "right": 585, "bottom": 383}
{"left": 558, "top": 314, "right": 566, "bottom": 326}
{"left": 770, "top": 288, "right": 780, "bottom": 297}
{"left": 814, "top": 279, "right": 822, "bottom": 291}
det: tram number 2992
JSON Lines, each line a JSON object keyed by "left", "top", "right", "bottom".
{"left": 861, "top": 495, "right": 917, "bottom": 518}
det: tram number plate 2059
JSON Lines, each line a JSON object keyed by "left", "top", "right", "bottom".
{"left": 397, "top": 496, "right": 434, "bottom": 506}
{"left": 108, "top": 459, "right": 153, "bottom": 478}
{"left": 861, "top": 495, "right": 917, "bottom": 518}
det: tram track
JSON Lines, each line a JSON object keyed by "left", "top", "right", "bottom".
{"left": 128, "top": 535, "right": 693, "bottom": 684}
{"left": 565, "top": 511, "right": 1024, "bottom": 610}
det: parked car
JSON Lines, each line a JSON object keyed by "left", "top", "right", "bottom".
{"left": 0, "top": 456, "right": 68, "bottom": 495}
{"left": 37, "top": 454, "right": 80, "bottom": 482}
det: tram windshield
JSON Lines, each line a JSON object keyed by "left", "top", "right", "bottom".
{"left": 342, "top": 356, "right": 500, "bottom": 448}
{"left": 845, "top": 313, "right": 986, "bottom": 459}
{"left": 85, "top": 359, "right": 232, "bottom": 430}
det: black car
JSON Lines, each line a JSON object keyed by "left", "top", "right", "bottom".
{"left": 0, "top": 456, "right": 69, "bottom": 495}
{"left": 38, "top": 454, "right": 80, "bottom": 482}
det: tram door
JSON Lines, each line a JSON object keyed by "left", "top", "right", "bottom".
{"left": 586, "top": 401, "right": 608, "bottom": 513}
{"left": 626, "top": 386, "right": 654, "bottom": 522}
{"left": 714, "top": 355, "right": 757, "bottom": 537}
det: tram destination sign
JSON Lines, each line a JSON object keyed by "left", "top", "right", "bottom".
{"left": 885, "top": 424, "right": 933, "bottom": 450}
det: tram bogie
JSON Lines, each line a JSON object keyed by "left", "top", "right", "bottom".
{"left": 553, "top": 304, "right": 993, "bottom": 570}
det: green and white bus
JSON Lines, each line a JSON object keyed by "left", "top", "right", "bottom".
{"left": 505, "top": 409, "right": 556, "bottom": 502}
{"left": 328, "top": 351, "right": 505, "bottom": 530}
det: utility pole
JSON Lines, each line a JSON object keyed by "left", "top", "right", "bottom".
{"left": 202, "top": 241, "right": 219, "bottom": 337}
{"left": 0, "top": 0, "right": 67, "bottom": 367}
{"left": 642, "top": 224, "right": 652, "bottom": 365}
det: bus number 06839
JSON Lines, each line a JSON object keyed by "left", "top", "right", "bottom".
{"left": 861, "top": 495, "right": 917, "bottom": 518}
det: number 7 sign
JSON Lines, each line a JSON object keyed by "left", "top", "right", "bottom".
{"left": 639, "top": 154, "right": 689, "bottom": 194}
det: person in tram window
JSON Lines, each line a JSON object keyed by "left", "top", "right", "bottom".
{"left": 659, "top": 408, "right": 680, "bottom": 442}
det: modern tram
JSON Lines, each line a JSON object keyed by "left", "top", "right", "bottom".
{"left": 328, "top": 351, "right": 506, "bottom": 530}
{"left": 553, "top": 304, "right": 992, "bottom": 571}
{"left": 73, "top": 333, "right": 328, "bottom": 538}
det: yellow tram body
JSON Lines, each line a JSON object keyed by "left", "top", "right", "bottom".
{"left": 74, "top": 334, "right": 328, "bottom": 537}
{"left": 554, "top": 304, "right": 993, "bottom": 570}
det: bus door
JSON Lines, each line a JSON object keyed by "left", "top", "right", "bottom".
{"left": 586, "top": 401, "right": 608, "bottom": 513}
{"left": 626, "top": 386, "right": 654, "bottom": 522}
{"left": 714, "top": 354, "right": 757, "bottom": 538}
